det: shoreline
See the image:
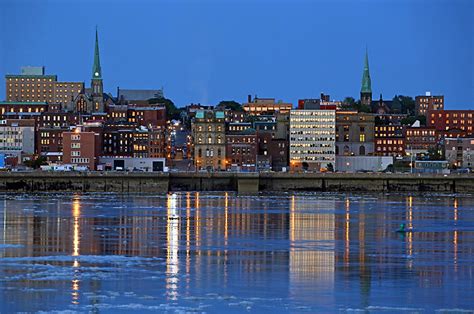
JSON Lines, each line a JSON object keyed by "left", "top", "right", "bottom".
{"left": 0, "top": 172, "right": 473, "bottom": 193}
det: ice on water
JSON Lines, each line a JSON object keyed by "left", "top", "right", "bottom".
{"left": 0, "top": 192, "right": 473, "bottom": 312}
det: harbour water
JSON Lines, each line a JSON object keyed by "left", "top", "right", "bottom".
{"left": 0, "top": 192, "right": 473, "bottom": 313}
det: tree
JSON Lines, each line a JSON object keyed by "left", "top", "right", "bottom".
{"left": 148, "top": 98, "right": 182, "bottom": 120}
{"left": 342, "top": 97, "right": 371, "bottom": 113}
{"left": 326, "top": 163, "right": 334, "bottom": 172}
{"left": 24, "top": 156, "right": 47, "bottom": 169}
{"left": 217, "top": 100, "right": 243, "bottom": 111}
{"left": 401, "top": 115, "right": 426, "bottom": 126}
{"left": 343, "top": 97, "right": 356, "bottom": 108}
{"left": 392, "top": 95, "right": 415, "bottom": 115}
{"left": 427, "top": 146, "right": 444, "bottom": 161}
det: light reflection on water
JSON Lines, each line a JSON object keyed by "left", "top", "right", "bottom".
{"left": 0, "top": 192, "right": 473, "bottom": 312}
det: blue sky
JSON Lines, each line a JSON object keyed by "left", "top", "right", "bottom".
{"left": 0, "top": 0, "right": 472, "bottom": 108}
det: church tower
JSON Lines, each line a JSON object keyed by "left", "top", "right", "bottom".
{"left": 360, "top": 49, "right": 372, "bottom": 107}
{"left": 91, "top": 27, "right": 104, "bottom": 112}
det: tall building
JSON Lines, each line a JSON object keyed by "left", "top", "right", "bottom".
{"left": 91, "top": 28, "right": 104, "bottom": 112}
{"left": 289, "top": 109, "right": 336, "bottom": 172}
{"left": 192, "top": 110, "right": 226, "bottom": 171}
{"left": 415, "top": 93, "right": 444, "bottom": 117}
{"left": 336, "top": 111, "right": 375, "bottom": 156}
{"left": 5, "top": 67, "right": 57, "bottom": 103}
{"left": 360, "top": 50, "right": 372, "bottom": 107}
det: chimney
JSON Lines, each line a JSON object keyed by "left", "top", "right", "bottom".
{"left": 117, "top": 86, "right": 120, "bottom": 99}
{"left": 248, "top": 94, "right": 252, "bottom": 103}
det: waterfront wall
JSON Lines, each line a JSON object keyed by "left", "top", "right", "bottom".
{"left": 0, "top": 172, "right": 473, "bottom": 193}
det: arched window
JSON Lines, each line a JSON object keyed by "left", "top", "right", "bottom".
{"left": 359, "top": 145, "right": 366, "bottom": 155}
{"left": 344, "top": 145, "right": 350, "bottom": 156}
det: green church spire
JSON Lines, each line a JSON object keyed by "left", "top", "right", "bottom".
{"left": 92, "top": 27, "right": 102, "bottom": 80}
{"left": 361, "top": 49, "right": 371, "bottom": 93}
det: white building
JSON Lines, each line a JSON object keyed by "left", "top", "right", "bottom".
{"left": 99, "top": 157, "right": 168, "bottom": 172}
{"left": 0, "top": 119, "right": 35, "bottom": 160}
{"left": 290, "top": 109, "right": 336, "bottom": 171}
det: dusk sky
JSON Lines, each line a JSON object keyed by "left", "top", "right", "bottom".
{"left": 0, "top": 0, "right": 472, "bottom": 108}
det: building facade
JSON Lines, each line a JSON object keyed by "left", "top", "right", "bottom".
{"left": 336, "top": 111, "right": 375, "bottom": 156}
{"left": 226, "top": 128, "right": 257, "bottom": 171}
{"left": 405, "top": 126, "right": 438, "bottom": 155}
{"left": 427, "top": 110, "right": 474, "bottom": 137}
{"left": 289, "top": 109, "right": 336, "bottom": 172}
{"left": 5, "top": 66, "right": 57, "bottom": 103}
{"left": 374, "top": 125, "right": 406, "bottom": 157}
{"left": 192, "top": 110, "right": 226, "bottom": 171}
{"left": 415, "top": 93, "right": 444, "bottom": 117}
{"left": 63, "top": 128, "right": 98, "bottom": 170}
{"left": 445, "top": 137, "right": 474, "bottom": 169}
{"left": 0, "top": 119, "right": 35, "bottom": 161}
{"left": 243, "top": 97, "right": 293, "bottom": 116}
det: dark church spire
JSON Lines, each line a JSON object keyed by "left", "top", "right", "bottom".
{"left": 92, "top": 26, "right": 102, "bottom": 80}
{"left": 360, "top": 48, "right": 372, "bottom": 106}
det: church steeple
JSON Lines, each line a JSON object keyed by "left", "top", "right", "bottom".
{"left": 91, "top": 27, "right": 104, "bottom": 113}
{"left": 360, "top": 48, "right": 372, "bottom": 106}
{"left": 92, "top": 27, "right": 102, "bottom": 80}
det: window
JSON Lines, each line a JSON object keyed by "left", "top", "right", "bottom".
{"left": 71, "top": 143, "right": 80, "bottom": 148}
{"left": 71, "top": 151, "right": 80, "bottom": 157}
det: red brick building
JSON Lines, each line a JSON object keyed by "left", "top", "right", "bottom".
{"left": 128, "top": 107, "right": 166, "bottom": 127}
{"left": 148, "top": 127, "right": 167, "bottom": 158}
{"left": 63, "top": 128, "right": 99, "bottom": 170}
{"left": 415, "top": 94, "right": 444, "bottom": 117}
{"left": 37, "top": 127, "right": 67, "bottom": 163}
{"left": 405, "top": 126, "right": 438, "bottom": 153}
{"left": 374, "top": 125, "right": 405, "bottom": 156}
{"left": 225, "top": 128, "right": 257, "bottom": 171}
{"left": 427, "top": 110, "right": 474, "bottom": 137}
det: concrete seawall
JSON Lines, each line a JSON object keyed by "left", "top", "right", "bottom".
{"left": 0, "top": 172, "right": 473, "bottom": 194}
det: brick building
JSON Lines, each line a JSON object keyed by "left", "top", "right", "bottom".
{"left": 427, "top": 110, "right": 474, "bottom": 137}
{"left": 37, "top": 128, "right": 68, "bottom": 163}
{"left": 226, "top": 128, "right": 257, "bottom": 171}
{"left": 405, "top": 126, "right": 438, "bottom": 154}
{"left": 63, "top": 128, "right": 99, "bottom": 170}
{"left": 374, "top": 125, "right": 405, "bottom": 157}
{"left": 415, "top": 93, "right": 444, "bottom": 117}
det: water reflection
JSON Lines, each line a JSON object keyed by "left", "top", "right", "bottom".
{"left": 166, "top": 193, "right": 179, "bottom": 300}
{"left": 289, "top": 195, "right": 335, "bottom": 306}
{"left": 71, "top": 196, "right": 81, "bottom": 305}
{"left": 0, "top": 193, "right": 473, "bottom": 312}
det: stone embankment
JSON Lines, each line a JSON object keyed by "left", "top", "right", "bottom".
{"left": 0, "top": 172, "right": 473, "bottom": 194}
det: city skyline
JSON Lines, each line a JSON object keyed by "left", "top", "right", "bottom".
{"left": 1, "top": 0, "right": 472, "bottom": 108}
